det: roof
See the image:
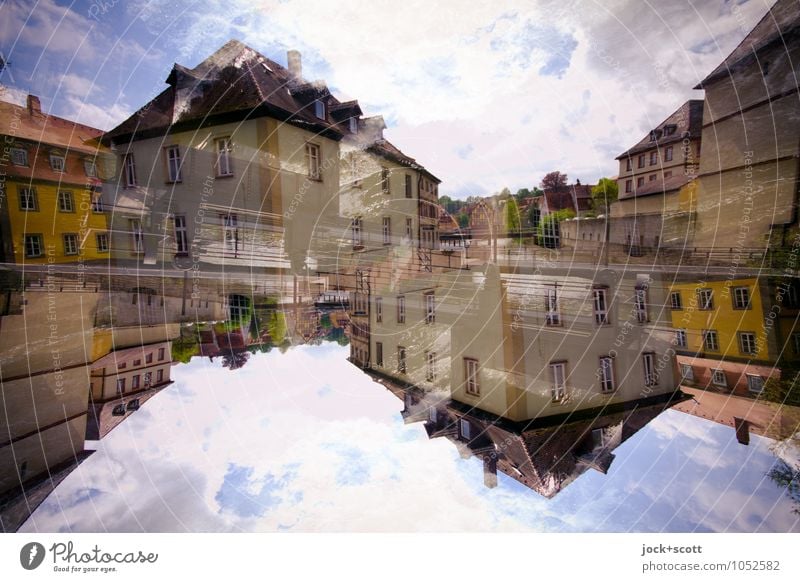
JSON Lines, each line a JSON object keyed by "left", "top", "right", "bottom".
{"left": 366, "top": 138, "right": 441, "bottom": 183}
{"left": 616, "top": 100, "right": 703, "bottom": 159}
{"left": 696, "top": 0, "right": 800, "bottom": 89}
{"left": 537, "top": 183, "right": 593, "bottom": 213}
{"left": 103, "top": 40, "right": 346, "bottom": 144}
{"left": 618, "top": 171, "right": 694, "bottom": 200}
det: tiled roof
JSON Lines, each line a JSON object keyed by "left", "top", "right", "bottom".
{"left": 103, "top": 40, "right": 346, "bottom": 144}
{"left": 616, "top": 100, "right": 703, "bottom": 160}
{"left": 619, "top": 171, "right": 693, "bottom": 201}
{"left": 538, "top": 183, "right": 593, "bottom": 213}
{"left": 696, "top": 0, "right": 800, "bottom": 88}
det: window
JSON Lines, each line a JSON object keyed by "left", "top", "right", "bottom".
{"left": 637, "top": 177, "right": 644, "bottom": 188}
{"left": 670, "top": 291, "right": 682, "bottom": 309}
{"left": 96, "top": 233, "right": 109, "bottom": 253}
{"left": 381, "top": 167, "right": 390, "bottom": 194}
{"left": 426, "top": 351, "right": 437, "bottom": 381}
{"left": 118, "top": 362, "right": 126, "bottom": 370}
{"left": 634, "top": 287, "right": 648, "bottom": 323}
{"left": 599, "top": 356, "right": 615, "bottom": 393}
{"left": 429, "top": 407, "right": 437, "bottom": 423}
{"left": 425, "top": 292, "right": 435, "bottom": 324}
{"left": 398, "top": 346, "right": 407, "bottom": 374}
{"left": 703, "top": 330, "right": 719, "bottom": 352}
{"left": 397, "top": 295, "right": 406, "bottom": 323}
{"left": 465, "top": 358, "right": 479, "bottom": 396}
{"left": 158, "top": 347, "right": 166, "bottom": 361}
{"left": 223, "top": 214, "right": 239, "bottom": 253}
{"left": 91, "top": 193, "right": 104, "bottom": 213}
{"left": 712, "top": 369, "right": 727, "bottom": 387}
{"left": 550, "top": 362, "right": 567, "bottom": 402}
{"left": 733, "top": 287, "right": 751, "bottom": 309}
{"left": 664, "top": 170, "right": 672, "bottom": 178}
{"left": 116, "top": 378, "right": 126, "bottom": 394}
{"left": 306, "top": 143, "right": 321, "bottom": 180}
{"left": 146, "top": 353, "right": 153, "bottom": 364}
{"left": 545, "top": 287, "right": 560, "bottom": 325}
{"left": 123, "top": 153, "right": 137, "bottom": 186}
{"left": 382, "top": 217, "right": 391, "bottom": 244}
{"left": 665, "top": 146, "right": 673, "bottom": 162}
{"left": 747, "top": 374, "right": 764, "bottom": 394}
{"left": 593, "top": 287, "right": 609, "bottom": 325}
{"left": 675, "top": 329, "right": 687, "bottom": 348}
{"left": 405, "top": 174, "right": 412, "bottom": 198}
{"left": 127, "top": 399, "right": 141, "bottom": 411}
{"left": 215, "top": 137, "right": 233, "bottom": 176}
{"left": 19, "top": 187, "right": 37, "bottom": 211}
{"left": 681, "top": 363, "right": 694, "bottom": 382}
{"left": 459, "top": 418, "right": 472, "bottom": 440}
{"left": 650, "top": 151, "right": 657, "bottom": 165}
{"left": 165, "top": 145, "right": 182, "bottom": 182}
{"left": 112, "top": 404, "right": 126, "bottom": 416}
{"left": 351, "top": 218, "right": 363, "bottom": 247}
{"left": 174, "top": 215, "right": 188, "bottom": 255}
{"left": 131, "top": 219, "right": 144, "bottom": 253}
{"left": 739, "top": 332, "right": 757, "bottom": 355}
{"left": 63, "top": 233, "right": 79, "bottom": 256}
{"left": 375, "top": 342, "right": 383, "bottom": 367}
{"left": 11, "top": 147, "right": 27, "bottom": 166}
{"left": 625, "top": 158, "right": 631, "bottom": 171}
{"left": 649, "top": 174, "right": 657, "bottom": 182}
{"left": 314, "top": 100, "right": 325, "bottom": 119}
{"left": 143, "top": 372, "right": 152, "bottom": 386}
{"left": 57, "top": 191, "right": 74, "bottom": 212}
{"left": 698, "top": 288, "right": 713, "bottom": 310}
{"left": 375, "top": 297, "right": 383, "bottom": 323}
{"left": 50, "top": 154, "right": 65, "bottom": 172}
{"left": 131, "top": 375, "right": 140, "bottom": 389}
{"left": 84, "top": 159, "right": 97, "bottom": 177}
{"left": 643, "top": 353, "right": 657, "bottom": 386}
{"left": 353, "top": 292, "right": 368, "bottom": 315}
{"left": 349, "top": 117, "right": 358, "bottom": 134}
{"left": 405, "top": 218, "right": 413, "bottom": 240}
{"left": 157, "top": 369, "right": 164, "bottom": 383}
{"left": 24, "top": 234, "right": 43, "bottom": 258}
{"left": 625, "top": 179, "right": 632, "bottom": 193}
{"left": 638, "top": 154, "right": 645, "bottom": 168}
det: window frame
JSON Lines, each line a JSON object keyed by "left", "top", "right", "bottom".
{"left": 649, "top": 151, "right": 658, "bottom": 165}
{"left": 397, "top": 295, "right": 405, "bottom": 324}
{"left": 23, "top": 234, "right": 44, "bottom": 258}
{"left": 375, "top": 297, "right": 383, "bottom": 323}
{"left": 63, "top": 233, "right": 79, "bottom": 256}
{"left": 165, "top": 144, "right": 182, "bottom": 182}
{"left": 314, "top": 99, "right": 326, "bottom": 120}
{"left": 675, "top": 329, "right": 688, "bottom": 348}
{"left": 664, "top": 146, "right": 673, "bottom": 162}
{"left": 351, "top": 217, "right": 363, "bottom": 248}
{"left": 174, "top": 215, "right": 189, "bottom": 255}
{"left": 593, "top": 287, "right": 609, "bottom": 325}
{"left": 375, "top": 342, "right": 383, "bottom": 367}
{"left": 680, "top": 363, "right": 694, "bottom": 382}
{"left": 57, "top": 190, "right": 75, "bottom": 213}
{"left": 426, "top": 351, "right": 437, "bottom": 382}
{"left": 84, "top": 159, "right": 97, "bottom": 177}
{"left": 712, "top": 369, "right": 727, "bottom": 387}
{"left": 306, "top": 142, "right": 322, "bottom": 181}
{"left": 95, "top": 232, "right": 109, "bottom": 253}
{"left": 642, "top": 352, "right": 658, "bottom": 386}
{"left": 545, "top": 286, "right": 560, "bottom": 326}
{"left": 625, "top": 179, "right": 632, "bottom": 193}
{"left": 550, "top": 361, "right": 567, "bottom": 402}
{"left": 464, "top": 358, "right": 480, "bottom": 396}
{"left": 670, "top": 291, "right": 682, "bottom": 310}
{"left": 425, "top": 292, "right": 435, "bottom": 324}
{"left": 397, "top": 346, "right": 407, "bottom": 374}
{"left": 638, "top": 154, "right": 645, "bottom": 168}
{"left": 698, "top": 288, "right": 713, "bottom": 310}
{"left": 738, "top": 331, "right": 757, "bottom": 356}
{"left": 405, "top": 174, "right": 412, "bottom": 198}
{"left": 746, "top": 374, "right": 764, "bottom": 394}
{"left": 215, "top": 137, "right": 233, "bottom": 177}
{"left": 10, "top": 147, "right": 28, "bottom": 166}
{"left": 634, "top": 286, "right": 648, "bottom": 323}
{"left": 382, "top": 216, "right": 391, "bottom": 245}
{"left": 599, "top": 356, "right": 615, "bottom": 393}
{"left": 703, "top": 329, "right": 720, "bottom": 352}
{"left": 130, "top": 218, "right": 144, "bottom": 254}
{"left": 381, "top": 167, "right": 390, "bottom": 194}
{"left": 732, "top": 286, "right": 751, "bottom": 310}
{"left": 123, "top": 153, "right": 137, "bottom": 187}
{"left": 19, "top": 187, "right": 38, "bottom": 211}
{"left": 49, "top": 153, "right": 65, "bottom": 172}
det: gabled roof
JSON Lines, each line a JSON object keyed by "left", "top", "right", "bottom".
{"left": 367, "top": 138, "right": 441, "bottom": 183}
{"left": 537, "top": 183, "right": 593, "bottom": 213}
{"left": 695, "top": 0, "right": 800, "bottom": 89}
{"left": 616, "top": 100, "right": 703, "bottom": 160}
{"left": 103, "top": 40, "right": 345, "bottom": 144}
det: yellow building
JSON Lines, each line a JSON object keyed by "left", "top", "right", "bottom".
{"left": 0, "top": 95, "right": 109, "bottom": 264}
{"left": 668, "top": 277, "right": 794, "bottom": 397}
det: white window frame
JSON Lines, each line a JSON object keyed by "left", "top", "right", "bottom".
{"left": 84, "top": 159, "right": 97, "bottom": 177}
{"left": 398, "top": 346, "right": 407, "bottom": 374}
{"left": 314, "top": 100, "right": 325, "bottom": 119}
{"left": 351, "top": 217, "right": 363, "bottom": 247}
{"left": 349, "top": 117, "right": 358, "bottom": 133}
{"left": 91, "top": 193, "right": 104, "bottom": 213}
{"left": 24, "top": 234, "right": 43, "bottom": 258}
{"left": 739, "top": 332, "right": 757, "bottom": 355}
{"left": 593, "top": 287, "right": 609, "bottom": 325}
{"left": 426, "top": 351, "right": 437, "bottom": 381}
{"left": 381, "top": 167, "right": 390, "bottom": 194}
{"left": 733, "top": 287, "right": 750, "bottom": 309}
{"left": 712, "top": 369, "right": 727, "bottom": 387}
{"left": 425, "top": 292, "right": 435, "bottom": 324}
{"left": 123, "top": 153, "right": 137, "bottom": 187}
{"left": 675, "top": 329, "right": 687, "bottom": 348}
{"left": 698, "top": 288, "right": 713, "bottom": 310}
{"left": 670, "top": 291, "right": 682, "bottom": 309}
{"left": 375, "top": 297, "right": 383, "bottom": 323}
{"left": 405, "top": 218, "right": 413, "bottom": 241}
{"left": 643, "top": 352, "right": 657, "bottom": 386}
{"left": 11, "top": 147, "right": 27, "bottom": 166}
{"left": 57, "top": 190, "right": 74, "bottom": 212}
{"left": 19, "top": 187, "right": 37, "bottom": 211}
{"left": 63, "top": 233, "right": 79, "bottom": 256}
{"left": 397, "top": 295, "right": 406, "bottom": 323}
{"left": 215, "top": 137, "right": 233, "bottom": 177}
{"left": 174, "top": 215, "right": 189, "bottom": 254}
{"left": 545, "top": 287, "right": 560, "bottom": 326}
{"left": 306, "top": 143, "right": 321, "bottom": 180}
{"left": 635, "top": 287, "right": 648, "bottom": 323}
{"left": 131, "top": 219, "right": 144, "bottom": 253}
{"left": 464, "top": 358, "right": 479, "bottom": 396}
{"left": 703, "top": 329, "right": 719, "bottom": 352}
{"left": 680, "top": 363, "right": 694, "bottom": 382}
{"left": 116, "top": 378, "right": 126, "bottom": 394}
{"left": 747, "top": 374, "right": 764, "bottom": 394}
{"left": 49, "top": 153, "right": 65, "bottom": 172}
{"left": 223, "top": 214, "right": 239, "bottom": 253}
{"left": 550, "top": 361, "right": 567, "bottom": 402}
{"left": 95, "top": 233, "right": 109, "bottom": 253}
{"left": 165, "top": 145, "right": 182, "bottom": 182}
{"left": 382, "top": 216, "right": 391, "bottom": 244}
{"left": 599, "top": 356, "right": 615, "bottom": 393}
{"left": 459, "top": 418, "right": 472, "bottom": 440}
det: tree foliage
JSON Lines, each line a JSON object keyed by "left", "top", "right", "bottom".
{"left": 540, "top": 171, "right": 568, "bottom": 190}
{"left": 505, "top": 198, "right": 521, "bottom": 232}
{"left": 591, "top": 177, "right": 619, "bottom": 215}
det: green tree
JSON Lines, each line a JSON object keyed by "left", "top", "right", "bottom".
{"left": 268, "top": 310, "right": 288, "bottom": 344}
{"left": 537, "top": 209, "right": 575, "bottom": 248}
{"left": 591, "top": 177, "right": 619, "bottom": 215}
{"left": 515, "top": 188, "right": 532, "bottom": 201}
{"left": 505, "top": 198, "right": 521, "bottom": 233}
{"left": 457, "top": 212, "right": 469, "bottom": 228}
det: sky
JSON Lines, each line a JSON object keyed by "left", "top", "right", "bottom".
{"left": 19, "top": 344, "right": 800, "bottom": 533}
{"left": 0, "top": 0, "right": 772, "bottom": 198}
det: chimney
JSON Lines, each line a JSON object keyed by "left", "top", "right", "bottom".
{"left": 734, "top": 417, "right": 750, "bottom": 445}
{"left": 287, "top": 50, "right": 302, "bottom": 80}
{"left": 27, "top": 94, "right": 41, "bottom": 116}
{"left": 483, "top": 456, "right": 498, "bottom": 489}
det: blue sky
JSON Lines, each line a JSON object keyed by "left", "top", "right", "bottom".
{"left": 0, "top": 0, "right": 770, "bottom": 197}
{"left": 18, "top": 344, "right": 800, "bottom": 533}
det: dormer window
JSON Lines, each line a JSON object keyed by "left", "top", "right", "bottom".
{"left": 663, "top": 124, "right": 677, "bottom": 136}
{"left": 349, "top": 117, "right": 358, "bottom": 134}
{"left": 648, "top": 129, "right": 662, "bottom": 142}
{"left": 50, "top": 154, "right": 65, "bottom": 172}
{"left": 314, "top": 100, "right": 326, "bottom": 120}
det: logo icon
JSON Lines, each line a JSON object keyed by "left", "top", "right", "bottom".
{"left": 20, "top": 542, "right": 46, "bottom": 570}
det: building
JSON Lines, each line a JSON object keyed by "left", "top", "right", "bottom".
{"left": 101, "top": 41, "right": 344, "bottom": 273}
{"left": 86, "top": 341, "right": 174, "bottom": 440}
{"left": 692, "top": 0, "right": 800, "bottom": 251}
{"left": 0, "top": 95, "right": 109, "bottom": 264}
{"left": 611, "top": 100, "right": 703, "bottom": 253}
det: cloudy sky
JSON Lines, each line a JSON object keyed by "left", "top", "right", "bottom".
{"left": 0, "top": 0, "right": 771, "bottom": 197}
{"left": 19, "top": 344, "right": 800, "bottom": 533}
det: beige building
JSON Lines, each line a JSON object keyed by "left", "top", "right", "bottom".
{"left": 692, "top": 0, "right": 800, "bottom": 251}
